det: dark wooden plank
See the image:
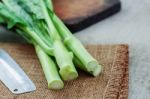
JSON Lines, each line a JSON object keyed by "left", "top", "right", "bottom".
{"left": 54, "top": 0, "right": 121, "bottom": 32}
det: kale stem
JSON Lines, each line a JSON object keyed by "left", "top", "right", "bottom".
{"left": 35, "top": 44, "right": 64, "bottom": 90}
{"left": 51, "top": 14, "right": 102, "bottom": 76}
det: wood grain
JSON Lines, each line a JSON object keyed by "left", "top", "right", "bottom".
{"left": 53, "top": 0, "right": 121, "bottom": 32}
{"left": 54, "top": 0, "right": 104, "bottom": 21}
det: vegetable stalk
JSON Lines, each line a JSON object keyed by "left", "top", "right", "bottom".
{"left": 0, "top": 0, "right": 102, "bottom": 90}
{"left": 40, "top": 0, "right": 78, "bottom": 80}
{"left": 50, "top": 14, "right": 102, "bottom": 76}
{"left": 35, "top": 45, "right": 64, "bottom": 90}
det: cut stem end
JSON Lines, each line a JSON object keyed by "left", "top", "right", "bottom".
{"left": 93, "top": 65, "right": 102, "bottom": 77}
{"left": 59, "top": 66, "right": 78, "bottom": 81}
{"left": 48, "top": 80, "right": 64, "bottom": 90}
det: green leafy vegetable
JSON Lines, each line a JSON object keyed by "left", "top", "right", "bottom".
{"left": 0, "top": 0, "right": 102, "bottom": 90}
{"left": 17, "top": 0, "right": 78, "bottom": 80}
{"left": 50, "top": 13, "right": 102, "bottom": 76}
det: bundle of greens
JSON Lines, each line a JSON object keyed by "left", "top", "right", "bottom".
{"left": 0, "top": 0, "right": 102, "bottom": 90}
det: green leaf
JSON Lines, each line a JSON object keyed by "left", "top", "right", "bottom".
{"left": 14, "top": 0, "right": 45, "bottom": 20}
{"left": 0, "top": 16, "right": 4, "bottom": 23}
{"left": 0, "top": 2, "right": 27, "bottom": 28}
{"left": 15, "top": 0, "right": 59, "bottom": 42}
{"left": 2, "top": 0, "right": 33, "bottom": 26}
{"left": 0, "top": 3, "right": 5, "bottom": 23}
{"left": 16, "top": 0, "right": 53, "bottom": 20}
{"left": 13, "top": 0, "right": 50, "bottom": 35}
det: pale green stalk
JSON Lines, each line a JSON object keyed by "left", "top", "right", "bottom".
{"left": 51, "top": 14, "right": 102, "bottom": 76}
{"left": 35, "top": 45, "right": 64, "bottom": 90}
{"left": 40, "top": 0, "right": 78, "bottom": 80}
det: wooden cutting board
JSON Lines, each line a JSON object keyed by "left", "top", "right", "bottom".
{"left": 54, "top": 0, "right": 121, "bottom": 32}
{"left": 0, "top": 43, "right": 128, "bottom": 99}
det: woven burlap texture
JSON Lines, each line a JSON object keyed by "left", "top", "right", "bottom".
{"left": 0, "top": 43, "right": 128, "bottom": 99}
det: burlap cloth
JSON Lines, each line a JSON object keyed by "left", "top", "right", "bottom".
{"left": 0, "top": 43, "right": 129, "bottom": 99}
